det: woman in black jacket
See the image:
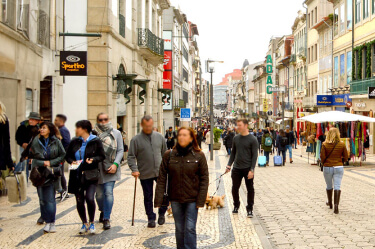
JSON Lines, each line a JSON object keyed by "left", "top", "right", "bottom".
{"left": 65, "top": 120, "right": 105, "bottom": 235}
{"left": 276, "top": 129, "right": 287, "bottom": 166}
{"left": 0, "top": 102, "right": 14, "bottom": 172}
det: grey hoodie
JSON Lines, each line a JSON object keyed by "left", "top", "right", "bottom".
{"left": 127, "top": 131, "right": 166, "bottom": 180}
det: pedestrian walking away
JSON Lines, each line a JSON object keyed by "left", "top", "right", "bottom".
{"left": 276, "top": 129, "right": 288, "bottom": 166}
{"left": 0, "top": 102, "right": 15, "bottom": 173}
{"left": 65, "top": 120, "right": 105, "bottom": 234}
{"left": 94, "top": 113, "right": 124, "bottom": 230}
{"left": 196, "top": 127, "right": 203, "bottom": 149}
{"left": 293, "top": 127, "right": 298, "bottom": 149}
{"left": 165, "top": 126, "right": 176, "bottom": 150}
{"left": 285, "top": 125, "right": 294, "bottom": 163}
{"left": 28, "top": 122, "right": 66, "bottom": 233}
{"left": 256, "top": 129, "right": 263, "bottom": 154}
{"left": 128, "top": 115, "right": 168, "bottom": 228}
{"left": 270, "top": 127, "right": 277, "bottom": 154}
{"left": 54, "top": 114, "right": 71, "bottom": 201}
{"left": 155, "top": 127, "right": 209, "bottom": 249}
{"left": 226, "top": 119, "right": 258, "bottom": 218}
{"left": 261, "top": 129, "right": 272, "bottom": 166}
{"left": 320, "top": 128, "right": 348, "bottom": 214}
{"left": 15, "top": 112, "right": 41, "bottom": 180}
{"left": 224, "top": 128, "right": 234, "bottom": 156}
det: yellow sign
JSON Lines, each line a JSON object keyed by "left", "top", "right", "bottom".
{"left": 263, "top": 99, "right": 268, "bottom": 112}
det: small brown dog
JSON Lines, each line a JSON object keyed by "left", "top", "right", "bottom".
{"left": 205, "top": 193, "right": 225, "bottom": 209}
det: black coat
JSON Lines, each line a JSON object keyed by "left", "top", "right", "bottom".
{"left": 0, "top": 118, "right": 13, "bottom": 170}
{"left": 15, "top": 120, "right": 39, "bottom": 146}
{"left": 225, "top": 132, "right": 234, "bottom": 148}
{"left": 65, "top": 137, "right": 106, "bottom": 172}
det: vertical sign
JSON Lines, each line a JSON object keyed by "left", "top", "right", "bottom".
{"left": 266, "top": 55, "right": 273, "bottom": 95}
{"left": 163, "top": 30, "right": 173, "bottom": 110}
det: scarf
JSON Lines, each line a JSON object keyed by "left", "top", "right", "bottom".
{"left": 176, "top": 142, "right": 193, "bottom": 156}
{"left": 95, "top": 122, "right": 117, "bottom": 162}
{"left": 38, "top": 136, "right": 51, "bottom": 159}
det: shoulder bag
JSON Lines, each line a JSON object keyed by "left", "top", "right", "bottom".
{"left": 320, "top": 142, "right": 338, "bottom": 171}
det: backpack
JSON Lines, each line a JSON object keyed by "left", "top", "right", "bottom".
{"left": 280, "top": 136, "right": 288, "bottom": 147}
{"left": 265, "top": 136, "right": 272, "bottom": 147}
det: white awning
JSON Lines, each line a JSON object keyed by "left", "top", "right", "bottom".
{"left": 276, "top": 118, "right": 292, "bottom": 125}
{"left": 299, "top": 111, "right": 375, "bottom": 123}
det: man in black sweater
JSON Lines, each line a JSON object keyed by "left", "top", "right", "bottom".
{"left": 225, "top": 119, "right": 258, "bottom": 218}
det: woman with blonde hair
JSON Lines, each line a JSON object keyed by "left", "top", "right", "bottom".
{"left": 0, "top": 102, "right": 14, "bottom": 172}
{"left": 320, "top": 128, "right": 348, "bottom": 214}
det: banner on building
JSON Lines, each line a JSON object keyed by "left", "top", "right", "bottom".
{"left": 163, "top": 31, "right": 173, "bottom": 90}
{"left": 60, "top": 51, "right": 87, "bottom": 76}
{"left": 164, "top": 51, "right": 172, "bottom": 71}
{"left": 263, "top": 99, "right": 268, "bottom": 112}
{"left": 163, "top": 92, "right": 173, "bottom": 111}
{"left": 317, "top": 94, "right": 351, "bottom": 106}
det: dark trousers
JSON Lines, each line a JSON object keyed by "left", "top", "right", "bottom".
{"left": 171, "top": 202, "right": 198, "bottom": 249}
{"left": 231, "top": 167, "right": 254, "bottom": 211}
{"left": 75, "top": 182, "right": 97, "bottom": 223}
{"left": 278, "top": 150, "right": 286, "bottom": 163}
{"left": 167, "top": 141, "right": 174, "bottom": 150}
{"left": 140, "top": 177, "right": 167, "bottom": 221}
{"left": 61, "top": 169, "right": 67, "bottom": 191}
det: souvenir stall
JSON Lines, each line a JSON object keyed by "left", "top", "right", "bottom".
{"left": 299, "top": 111, "right": 375, "bottom": 166}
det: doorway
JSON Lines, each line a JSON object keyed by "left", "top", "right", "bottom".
{"left": 40, "top": 76, "right": 52, "bottom": 121}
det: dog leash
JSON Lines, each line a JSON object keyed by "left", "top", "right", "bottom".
{"left": 209, "top": 172, "right": 227, "bottom": 198}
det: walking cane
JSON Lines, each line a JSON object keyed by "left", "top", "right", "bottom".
{"left": 131, "top": 176, "right": 137, "bottom": 226}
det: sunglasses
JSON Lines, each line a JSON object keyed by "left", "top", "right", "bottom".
{"left": 99, "top": 118, "right": 108, "bottom": 122}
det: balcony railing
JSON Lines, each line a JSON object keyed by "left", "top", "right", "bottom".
{"left": 350, "top": 78, "right": 375, "bottom": 95}
{"left": 138, "top": 28, "right": 164, "bottom": 56}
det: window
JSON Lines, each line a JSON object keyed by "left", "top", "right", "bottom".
{"left": 307, "top": 13, "right": 310, "bottom": 28}
{"left": 26, "top": 88, "right": 33, "bottom": 118}
{"left": 334, "top": 8, "right": 338, "bottom": 36}
{"left": 183, "top": 68, "right": 188, "bottom": 83}
{"left": 373, "top": 0, "right": 375, "bottom": 14}
{"left": 347, "top": 0, "right": 353, "bottom": 29}
{"left": 308, "top": 47, "right": 310, "bottom": 63}
{"left": 38, "top": 0, "right": 50, "bottom": 48}
{"left": 311, "top": 10, "right": 314, "bottom": 26}
{"left": 356, "top": 0, "right": 361, "bottom": 23}
{"left": 315, "top": 44, "right": 317, "bottom": 61}
{"left": 315, "top": 7, "right": 317, "bottom": 25}
{"left": 319, "top": 78, "right": 323, "bottom": 94}
{"left": 182, "top": 45, "right": 188, "bottom": 62}
{"left": 324, "top": 76, "right": 327, "bottom": 94}
{"left": 340, "top": 54, "right": 345, "bottom": 86}
{"left": 347, "top": 51, "right": 352, "bottom": 84}
{"left": 119, "top": 0, "right": 125, "bottom": 38}
{"left": 1, "top": 0, "right": 16, "bottom": 28}
{"left": 363, "top": 0, "right": 369, "bottom": 19}
{"left": 183, "top": 24, "right": 188, "bottom": 42}
{"left": 340, "top": 4, "right": 345, "bottom": 33}
{"left": 17, "top": 0, "right": 29, "bottom": 35}
{"left": 324, "top": 31, "right": 328, "bottom": 54}
{"left": 328, "top": 75, "right": 332, "bottom": 89}
{"left": 319, "top": 36, "right": 323, "bottom": 56}
{"left": 334, "top": 56, "right": 339, "bottom": 87}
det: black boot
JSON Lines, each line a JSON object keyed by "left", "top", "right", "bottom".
{"left": 326, "top": 189, "right": 333, "bottom": 209}
{"left": 334, "top": 190, "right": 341, "bottom": 214}
{"left": 99, "top": 212, "right": 104, "bottom": 223}
{"left": 103, "top": 219, "right": 111, "bottom": 230}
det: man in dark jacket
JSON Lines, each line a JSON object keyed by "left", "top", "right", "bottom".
{"left": 270, "top": 127, "right": 277, "bottom": 154}
{"left": 256, "top": 129, "right": 263, "bottom": 153}
{"left": 15, "top": 112, "right": 40, "bottom": 179}
{"left": 224, "top": 129, "right": 235, "bottom": 156}
{"left": 165, "top": 127, "right": 176, "bottom": 150}
{"left": 54, "top": 114, "right": 71, "bottom": 200}
{"left": 196, "top": 127, "right": 203, "bottom": 149}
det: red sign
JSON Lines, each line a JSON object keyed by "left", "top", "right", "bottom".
{"left": 164, "top": 51, "right": 172, "bottom": 71}
{"left": 163, "top": 71, "right": 172, "bottom": 89}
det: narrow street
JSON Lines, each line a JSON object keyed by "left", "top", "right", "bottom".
{"left": 1, "top": 142, "right": 375, "bottom": 249}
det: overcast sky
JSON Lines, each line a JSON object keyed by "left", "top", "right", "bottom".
{"left": 170, "top": 0, "right": 304, "bottom": 84}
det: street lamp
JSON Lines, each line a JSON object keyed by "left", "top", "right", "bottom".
{"left": 206, "top": 59, "right": 224, "bottom": 161}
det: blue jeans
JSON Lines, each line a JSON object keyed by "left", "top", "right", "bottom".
{"left": 37, "top": 184, "right": 56, "bottom": 223}
{"left": 323, "top": 167, "right": 344, "bottom": 190}
{"left": 286, "top": 145, "right": 293, "bottom": 159}
{"left": 264, "top": 151, "right": 270, "bottom": 163}
{"left": 227, "top": 147, "right": 231, "bottom": 156}
{"left": 171, "top": 202, "right": 198, "bottom": 249}
{"left": 140, "top": 177, "right": 167, "bottom": 221}
{"left": 294, "top": 138, "right": 297, "bottom": 148}
{"left": 96, "top": 181, "right": 115, "bottom": 220}
{"left": 208, "top": 144, "right": 211, "bottom": 151}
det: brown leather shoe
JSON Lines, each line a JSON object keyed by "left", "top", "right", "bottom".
{"left": 334, "top": 190, "right": 341, "bottom": 214}
{"left": 290, "top": 159, "right": 293, "bottom": 163}
{"left": 326, "top": 189, "right": 333, "bottom": 209}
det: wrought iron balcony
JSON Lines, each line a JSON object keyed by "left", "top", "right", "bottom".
{"left": 137, "top": 28, "right": 164, "bottom": 65}
{"left": 350, "top": 78, "right": 375, "bottom": 95}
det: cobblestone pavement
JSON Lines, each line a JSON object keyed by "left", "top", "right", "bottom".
{"left": 0, "top": 142, "right": 263, "bottom": 249}
{"left": 1, "top": 142, "right": 375, "bottom": 249}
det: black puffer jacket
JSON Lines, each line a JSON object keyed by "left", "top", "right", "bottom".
{"left": 155, "top": 146, "right": 209, "bottom": 207}
{"left": 225, "top": 132, "right": 235, "bottom": 148}
{"left": 15, "top": 120, "right": 39, "bottom": 146}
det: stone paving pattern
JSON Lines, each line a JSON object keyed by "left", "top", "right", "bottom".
{"left": 0, "top": 142, "right": 375, "bottom": 248}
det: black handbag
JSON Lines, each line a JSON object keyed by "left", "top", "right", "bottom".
{"left": 320, "top": 142, "right": 338, "bottom": 171}
{"left": 161, "top": 150, "right": 172, "bottom": 207}
{"left": 84, "top": 168, "right": 99, "bottom": 181}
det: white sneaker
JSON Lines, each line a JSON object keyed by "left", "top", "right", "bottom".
{"left": 43, "top": 223, "right": 50, "bottom": 234}
{"left": 88, "top": 223, "right": 95, "bottom": 234}
{"left": 79, "top": 224, "right": 88, "bottom": 234}
{"left": 49, "top": 223, "right": 56, "bottom": 233}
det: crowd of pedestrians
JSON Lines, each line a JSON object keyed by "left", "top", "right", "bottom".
{"left": 0, "top": 99, "right": 350, "bottom": 248}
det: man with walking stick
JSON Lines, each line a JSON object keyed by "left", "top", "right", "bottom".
{"left": 128, "top": 115, "right": 167, "bottom": 228}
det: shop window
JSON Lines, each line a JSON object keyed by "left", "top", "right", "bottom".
{"left": 26, "top": 88, "right": 33, "bottom": 119}
{"left": 38, "top": 0, "right": 50, "bottom": 48}
{"left": 347, "top": 51, "right": 352, "bottom": 84}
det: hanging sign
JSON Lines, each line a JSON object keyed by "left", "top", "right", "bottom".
{"left": 266, "top": 55, "right": 273, "bottom": 95}
{"left": 60, "top": 51, "right": 87, "bottom": 76}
